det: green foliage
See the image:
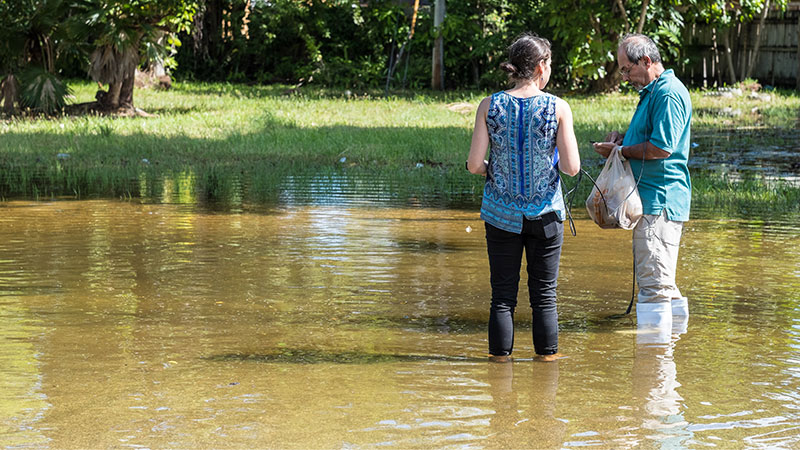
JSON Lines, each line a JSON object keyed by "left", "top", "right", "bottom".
{"left": 0, "top": 0, "right": 66, "bottom": 72}
{"left": 70, "top": 0, "right": 197, "bottom": 76}
{"left": 171, "top": 0, "right": 734, "bottom": 91}
{"left": 176, "top": 0, "right": 411, "bottom": 88}
{"left": 429, "top": 0, "right": 529, "bottom": 89}
{"left": 0, "top": 0, "right": 196, "bottom": 113}
{"left": 539, "top": 0, "right": 693, "bottom": 91}
{"left": 0, "top": 0, "right": 794, "bottom": 102}
{"left": 0, "top": 0, "right": 71, "bottom": 113}
{"left": 19, "top": 68, "right": 72, "bottom": 113}
{"left": 0, "top": 1, "right": 28, "bottom": 71}
{"left": 685, "top": 0, "right": 777, "bottom": 24}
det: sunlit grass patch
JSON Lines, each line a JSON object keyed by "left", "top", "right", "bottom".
{"left": 1, "top": 81, "right": 798, "bottom": 215}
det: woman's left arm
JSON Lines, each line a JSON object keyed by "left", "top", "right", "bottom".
{"left": 467, "top": 97, "right": 491, "bottom": 176}
{"left": 555, "top": 98, "right": 581, "bottom": 176}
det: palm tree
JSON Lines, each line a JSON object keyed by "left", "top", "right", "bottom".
{"left": 0, "top": 0, "right": 71, "bottom": 115}
{"left": 71, "top": 0, "right": 196, "bottom": 113}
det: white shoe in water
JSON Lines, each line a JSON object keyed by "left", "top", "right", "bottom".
{"left": 672, "top": 296, "right": 689, "bottom": 316}
{"left": 636, "top": 302, "right": 673, "bottom": 344}
{"left": 672, "top": 314, "right": 688, "bottom": 335}
{"left": 636, "top": 302, "right": 673, "bottom": 327}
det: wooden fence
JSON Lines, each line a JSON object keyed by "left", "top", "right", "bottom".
{"left": 680, "top": 4, "right": 800, "bottom": 89}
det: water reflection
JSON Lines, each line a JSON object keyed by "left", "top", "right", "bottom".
{"left": 0, "top": 200, "right": 798, "bottom": 448}
{"left": 632, "top": 337, "right": 692, "bottom": 449}
{"left": 0, "top": 301, "right": 49, "bottom": 448}
{"left": 486, "top": 361, "right": 565, "bottom": 449}
{"left": 0, "top": 167, "right": 483, "bottom": 210}
{"left": 691, "top": 128, "right": 800, "bottom": 178}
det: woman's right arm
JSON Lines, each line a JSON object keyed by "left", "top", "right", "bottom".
{"left": 467, "top": 97, "right": 491, "bottom": 176}
{"left": 555, "top": 98, "right": 580, "bottom": 176}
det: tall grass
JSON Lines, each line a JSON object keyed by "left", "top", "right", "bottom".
{"left": 0, "top": 81, "right": 798, "bottom": 215}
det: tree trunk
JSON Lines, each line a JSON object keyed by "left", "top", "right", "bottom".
{"left": 738, "top": 22, "right": 748, "bottom": 81}
{"left": 711, "top": 27, "right": 721, "bottom": 86}
{"left": 796, "top": 11, "right": 799, "bottom": 90}
{"left": 103, "top": 81, "right": 123, "bottom": 109}
{"left": 387, "top": 0, "right": 420, "bottom": 84}
{"left": 431, "top": 0, "right": 445, "bottom": 90}
{"left": 119, "top": 70, "right": 135, "bottom": 109}
{"left": 746, "top": 0, "right": 771, "bottom": 80}
{"left": 590, "top": 61, "right": 622, "bottom": 92}
{"left": 97, "top": 60, "right": 137, "bottom": 111}
{"left": 589, "top": 25, "right": 622, "bottom": 93}
{"left": 242, "top": 0, "right": 251, "bottom": 38}
{"left": 720, "top": 28, "right": 737, "bottom": 85}
{"left": 1, "top": 74, "right": 18, "bottom": 115}
{"left": 635, "top": 0, "right": 649, "bottom": 34}
{"left": 192, "top": 0, "right": 224, "bottom": 68}
{"left": 614, "top": 0, "right": 630, "bottom": 34}
{"left": 191, "top": 2, "right": 207, "bottom": 65}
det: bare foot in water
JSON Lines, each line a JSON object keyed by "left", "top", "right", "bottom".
{"left": 534, "top": 353, "right": 566, "bottom": 362}
{"left": 488, "top": 355, "right": 512, "bottom": 363}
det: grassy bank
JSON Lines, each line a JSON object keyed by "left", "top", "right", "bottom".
{"left": 1, "top": 81, "right": 798, "bottom": 215}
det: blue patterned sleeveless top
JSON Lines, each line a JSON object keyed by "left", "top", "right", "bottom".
{"left": 480, "top": 91, "right": 565, "bottom": 233}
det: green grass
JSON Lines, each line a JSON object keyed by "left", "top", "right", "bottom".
{"left": 0, "top": 81, "right": 798, "bottom": 215}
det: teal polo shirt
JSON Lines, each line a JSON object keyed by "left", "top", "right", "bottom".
{"left": 624, "top": 69, "right": 692, "bottom": 222}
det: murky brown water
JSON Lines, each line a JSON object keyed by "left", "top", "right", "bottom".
{"left": 1, "top": 200, "right": 799, "bottom": 449}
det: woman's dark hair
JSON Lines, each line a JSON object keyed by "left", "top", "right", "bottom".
{"left": 499, "top": 33, "right": 552, "bottom": 81}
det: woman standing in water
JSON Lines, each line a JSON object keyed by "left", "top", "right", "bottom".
{"left": 467, "top": 33, "right": 580, "bottom": 362}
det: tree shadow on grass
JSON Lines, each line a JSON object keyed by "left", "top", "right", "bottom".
{"left": 0, "top": 109, "right": 486, "bottom": 207}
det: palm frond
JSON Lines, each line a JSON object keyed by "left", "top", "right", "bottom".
{"left": 19, "top": 68, "right": 71, "bottom": 114}
{"left": 89, "top": 43, "right": 140, "bottom": 84}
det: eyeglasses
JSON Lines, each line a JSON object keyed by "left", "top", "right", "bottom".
{"left": 619, "top": 61, "right": 638, "bottom": 76}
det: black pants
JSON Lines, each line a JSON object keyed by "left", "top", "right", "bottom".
{"left": 485, "top": 212, "right": 563, "bottom": 356}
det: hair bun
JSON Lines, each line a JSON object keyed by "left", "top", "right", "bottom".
{"left": 499, "top": 62, "right": 517, "bottom": 75}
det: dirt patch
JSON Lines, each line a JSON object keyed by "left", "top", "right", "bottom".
{"left": 446, "top": 102, "right": 474, "bottom": 114}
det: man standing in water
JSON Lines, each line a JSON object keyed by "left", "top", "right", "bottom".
{"left": 593, "top": 34, "right": 692, "bottom": 334}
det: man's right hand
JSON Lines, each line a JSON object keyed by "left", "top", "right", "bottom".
{"left": 592, "top": 142, "right": 617, "bottom": 159}
{"left": 605, "top": 131, "right": 624, "bottom": 145}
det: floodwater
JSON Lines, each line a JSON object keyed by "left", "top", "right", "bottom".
{"left": 691, "top": 127, "right": 800, "bottom": 183}
{"left": 1, "top": 200, "right": 799, "bottom": 449}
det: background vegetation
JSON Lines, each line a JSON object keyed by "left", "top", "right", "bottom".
{"left": 173, "top": 0, "right": 790, "bottom": 92}
{"left": 1, "top": 0, "right": 793, "bottom": 118}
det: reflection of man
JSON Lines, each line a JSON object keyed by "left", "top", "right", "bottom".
{"left": 593, "top": 34, "right": 692, "bottom": 333}
{"left": 632, "top": 339, "right": 693, "bottom": 446}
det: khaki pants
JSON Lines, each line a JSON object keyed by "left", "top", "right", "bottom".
{"left": 633, "top": 210, "right": 684, "bottom": 303}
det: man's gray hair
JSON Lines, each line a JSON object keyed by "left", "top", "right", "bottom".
{"left": 619, "top": 33, "right": 662, "bottom": 64}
